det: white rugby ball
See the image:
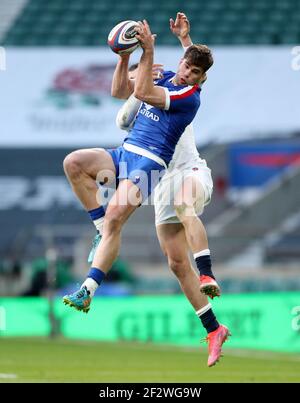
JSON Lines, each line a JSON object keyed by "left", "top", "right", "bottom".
{"left": 107, "top": 20, "right": 140, "bottom": 55}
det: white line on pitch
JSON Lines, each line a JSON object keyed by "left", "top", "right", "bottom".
{"left": 0, "top": 373, "right": 18, "bottom": 379}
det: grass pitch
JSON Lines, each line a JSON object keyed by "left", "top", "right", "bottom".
{"left": 0, "top": 337, "right": 299, "bottom": 383}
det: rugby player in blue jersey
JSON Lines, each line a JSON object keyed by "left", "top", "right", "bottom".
{"left": 63, "top": 20, "right": 214, "bottom": 319}
{"left": 115, "top": 13, "right": 230, "bottom": 367}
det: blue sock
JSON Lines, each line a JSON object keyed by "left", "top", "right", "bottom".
{"left": 195, "top": 254, "right": 215, "bottom": 279}
{"left": 88, "top": 207, "right": 106, "bottom": 233}
{"left": 87, "top": 267, "right": 106, "bottom": 285}
{"left": 88, "top": 206, "right": 106, "bottom": 221}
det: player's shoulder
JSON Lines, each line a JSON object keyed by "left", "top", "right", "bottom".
{"left": 162, "top": 70, "right": 175, "bottom": 79}
{"left": 169, "top": 84, "right": 201, "bottom": 107}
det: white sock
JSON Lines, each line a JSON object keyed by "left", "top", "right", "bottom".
{"left": 81, "top": 278, "right": 99, "bottom": 297}
{"left": 196, "top": 303, "right": 212, "bottom": 317}
{"left": 93, "top": 217, "right": 104, "bottom": 235}
{"left": 193, "top": 249, "right": 210, "bottom": 260}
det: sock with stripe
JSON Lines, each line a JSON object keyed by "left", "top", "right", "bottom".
{"left": 81, "top": 267, "right": 106, "bottom": 297}
{"left": 196, "top": 303, "right": 219, "bottom": 334}
{"left": 193, "top": 249, "right": 215, "bottom": 279}
{"left": 88, "top": 206, "right": 106, "bottom": 235}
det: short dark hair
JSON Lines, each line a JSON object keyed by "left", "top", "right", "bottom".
{"left": 129, "top": 63, "right": 139, "bottom": 72}
{"left": 183, "top": 44, "right": 214, "bottom": 73}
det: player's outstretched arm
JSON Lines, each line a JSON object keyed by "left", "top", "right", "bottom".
{"left": 170, "top": 12, "right": 193, "bottom": 49}
{"left": 171, "top": 13, "right": 207, "bottom": 85}
{"left": 111, "top": 54, "right": 135, "bottom": 99}
{"left": 134, "top": 20, "right": 166, "bottom": 109}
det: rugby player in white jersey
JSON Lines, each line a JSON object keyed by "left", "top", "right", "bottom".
{"left": 115, "top": 13, "right": 230, "bottom": 367}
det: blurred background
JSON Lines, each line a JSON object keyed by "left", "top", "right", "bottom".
{"left": 0, "top": 0, "right": 300, "bottom": 375}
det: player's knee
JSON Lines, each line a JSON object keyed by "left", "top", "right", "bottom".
{"left": 168, "top": 258, "right": 186, "bottom": 278}
{"left": 63, "top": 152, "right": 84, "bottom": 179}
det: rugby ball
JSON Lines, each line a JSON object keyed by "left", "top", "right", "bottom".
{"left": 108, "top": 20, "right": 140, "bottom": 55}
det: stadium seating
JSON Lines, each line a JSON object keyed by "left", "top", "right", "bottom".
{"left": 264, "top": 218, "right": 300, "bottom": 263}
{"left": 2, "top": 0, "right": 300, "bottom": 46}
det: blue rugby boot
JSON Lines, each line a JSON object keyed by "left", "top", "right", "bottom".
{"left": 87, "top": 232, "right": 102, "bottom": 263}
{"left": 63, "top": 286, "right": 91, "bottom": 313}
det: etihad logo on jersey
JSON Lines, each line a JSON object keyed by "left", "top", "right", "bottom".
{"left": 144, "top": 103, "right": 153, "bottom": 110}
{"left": 140, "top": 103, "right": 159, "bottom": 122}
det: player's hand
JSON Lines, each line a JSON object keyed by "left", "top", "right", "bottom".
{"left": 152, "top": 64, "right": 164, "bottom": 80}
{"left": 135, "top": 20, "right": 156, "bottom": 51}
{"left": 119, "top": 53, "right": 130, "bottom": 60}
{"left": 170, "top": 12, "right": 190, "bottom": 39}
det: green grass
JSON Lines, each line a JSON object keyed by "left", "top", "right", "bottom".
{"left": 0, "top": 337, "right": 299, "bottom": 383}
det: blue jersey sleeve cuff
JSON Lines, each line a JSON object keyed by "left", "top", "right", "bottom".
{"left": 163, "top": 87, "right": 170, "bottom": 110}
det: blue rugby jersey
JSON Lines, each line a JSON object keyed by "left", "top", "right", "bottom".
{"left": 123, "top": 71, "right": 201, "bottom": 166}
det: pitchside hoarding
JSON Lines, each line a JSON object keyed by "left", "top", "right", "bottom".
{"left": 0, "top": 293, "right": 299, "bottom": 352}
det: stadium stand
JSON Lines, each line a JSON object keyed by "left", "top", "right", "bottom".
{"left": 1, "top": 0, "right": 300, "bottom": 46}
{"left": 0, "top": 0, "right": 27, "bottom": 42}
{"left": 207, "top": 158, "right": 300, "bottom": 262}
{"left": 263, "top": 211, "right": 300, "bottom": 263}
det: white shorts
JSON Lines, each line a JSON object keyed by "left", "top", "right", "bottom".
{"left": 154, "top": 159, "right": 213, "bottom": 225}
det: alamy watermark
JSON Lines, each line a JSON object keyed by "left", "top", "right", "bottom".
{"left": 0, "top": 47, "right": 6, "bottom": 71}
{"left": 95, "top": 165, "right": 202, "bottom": 213}
{"left": 291, "top": 306, "right": 300, "bottom": 331}
{"left": 0, "top": 306, "right": 6, "bottom": 331}
{"left": 291, "top": 46, "right": 300, "bottom": 71}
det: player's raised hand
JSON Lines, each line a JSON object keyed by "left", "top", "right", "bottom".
{"left": 170, "top": 12, "right": 190, "bottom": 39}
{"left": 135, "top": 20, "right": 156, "bottom": 51}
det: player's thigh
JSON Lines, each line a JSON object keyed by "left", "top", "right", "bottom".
{"left": 64, "top": 148, "right": 116, "bottom": 182}
{"left": 104, "top": 179, "right": 142, "bottom": 228}
{"left": 156, "top": 223, "right": 190, "bottom": 264}
{"left": 174, "top": 175, "right": 205, "bottom": 211}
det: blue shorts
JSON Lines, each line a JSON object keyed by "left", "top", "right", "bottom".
{"left": 107, "top": 146, "right": 165, "bottom": 202}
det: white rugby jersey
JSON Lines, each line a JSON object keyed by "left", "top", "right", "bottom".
{"left": 168, "top": 123, "right": 203, "bottom": 171}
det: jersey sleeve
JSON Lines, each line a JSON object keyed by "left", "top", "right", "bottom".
{"left": 115, "top": 95, "right": 142, "bottom": 131}
{"left": 163, "top": 85, "right": 200, "bottom": 112}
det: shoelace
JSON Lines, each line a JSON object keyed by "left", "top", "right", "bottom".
{"left": 75, "top": 288, "right": 86, "bottom": 298}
